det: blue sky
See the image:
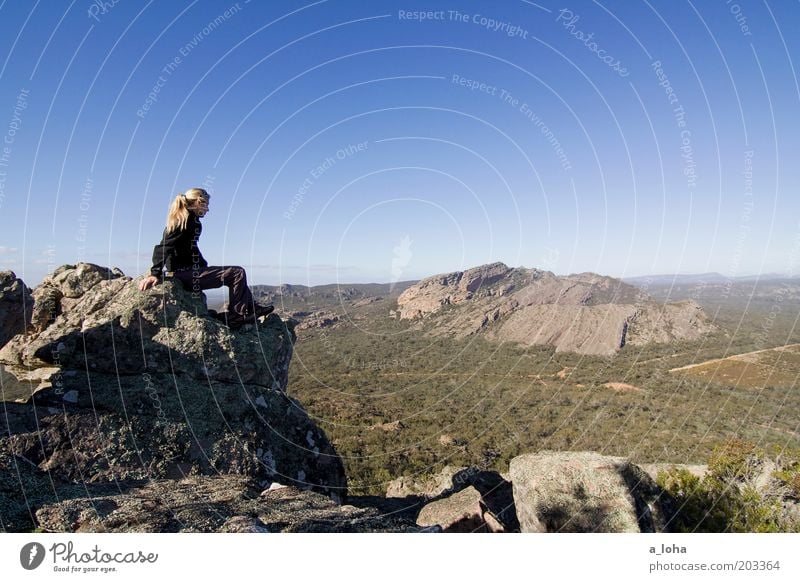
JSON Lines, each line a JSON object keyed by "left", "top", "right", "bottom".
{"left": 0, "top": 0, "right": 798, "bottom": 286}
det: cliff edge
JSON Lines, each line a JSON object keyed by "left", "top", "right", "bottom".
{"left": 0, "top": 263, "right": 354, "bottom": 532}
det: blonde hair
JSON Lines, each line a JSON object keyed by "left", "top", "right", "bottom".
{"left": 165, "top": 188, "right": 210, "bottom": 233}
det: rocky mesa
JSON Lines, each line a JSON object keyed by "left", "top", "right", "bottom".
{"left": 397, "top": 262, "right": 715, "bottom": 356}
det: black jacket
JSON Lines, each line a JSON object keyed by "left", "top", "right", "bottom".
{"left": 150, "top": 211, "right": 208, "bottom": 279}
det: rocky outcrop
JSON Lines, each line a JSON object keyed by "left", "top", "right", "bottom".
{"left": 28, "top": 263, "right": 125, "bottom": 334}
{"left": 387, "top": 465, "right": 520, "bottom": 532}
{"left": 509, "top": 451, "right": 672, "bottom": 533}
{"left": 30, "top": 475, "right": 418, "bottom": 533}
{"left": 396, "top": 263, "right": 715, "bottom": 356}
{"left": 294, "top": 310, "right": 341, "bottom": 331}
{"left": 0, "top": 271, "right": 32, "bottom": 348}
{"left": 352, "top": 296, "right": 383, "bottom": 307}
{"left": 1, "top": 263, "right": 291, "bottom": 387}
{"left": 397, "top": 262, "right": 512, "bottom": 319}
{"left": 0, "top": 263, "right": 347, "bottom": 532}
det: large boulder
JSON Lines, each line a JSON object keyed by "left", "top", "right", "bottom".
{"left": 416, "top": 486, "right": 486, "bottom": 532}
{"left": 27, "top": 263, "right": 126, "bottom": 334}
{"left": 0, "top": 264, "right": 347, "bottom": 531}
{"left": 388, "top": 465, "right": 520, "bottom": 532}
{"left": 509, "top": 451, "right": 673, "bottom": 533}
{"left": 0, "top": 271, "right": 32, "bottom": 349}
{"left": 386, "top": 465, "right": 467, "bottom": 499}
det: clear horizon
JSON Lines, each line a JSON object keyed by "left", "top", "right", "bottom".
{"left": 2, "top": 1, "right": 799, "bottom": 287}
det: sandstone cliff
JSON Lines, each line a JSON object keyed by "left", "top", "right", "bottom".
{"left": 397, "top": 262, "right": 714, "bottom": 356}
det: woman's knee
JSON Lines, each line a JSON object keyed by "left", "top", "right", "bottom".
{"left": 224, "top": 265, "right": 246, "bottom": 281}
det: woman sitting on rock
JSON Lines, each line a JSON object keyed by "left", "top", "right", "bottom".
{"left": 138, "top": 187, "right": 273, "bottom": 328}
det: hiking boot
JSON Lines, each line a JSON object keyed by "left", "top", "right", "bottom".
{"left": 251, "top": 302, "right": 275, "bottom": 317}
{"left": 215, "top": 310, "right": 247, "bottom": 330}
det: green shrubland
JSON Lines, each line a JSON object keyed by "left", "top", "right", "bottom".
{"left": 657, "top": 440, "right": 800, "bottom": 532}
{"left": 275, "top": 284, "right": 800, "bottom": 516}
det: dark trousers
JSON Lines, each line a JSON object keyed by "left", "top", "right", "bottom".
{"left": 172, "top": 266, "right": 254, "bottom": 315}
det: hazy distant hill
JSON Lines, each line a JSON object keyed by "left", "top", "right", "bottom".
{"left": 628, "top": 278, "right": 800, "bottom": 307}
{"left": 248, "top": 281, "right": 417, "bottom": 310}
{"left": 205, "top": 281, "right": 417, "bottom": 311}
{"left": 624, "top": 273, "right": 797, "bottom": 286}
{"left": 624, "top": 273, "right": 731, "bottom": 285}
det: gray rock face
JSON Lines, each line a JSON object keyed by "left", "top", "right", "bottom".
{"left": 495, "top": 303, "right": 636, "bottom": 356}
{"left": 416, "top": 486, "right": 485, "bottom": 532}
{"left": 396, "top": 263, "right": 715, "bottom": 356}
{"left": 294, "top": 310, "right": 341, "bottom": 331}
{"left": 0, "top": 270, "right": 32, "bottom": 349}
{"left": 509, "top": 451, "right": 672, "bottom": 533}
{"left": 29, "top": 474, "right": 418, "bottom": 533}
{"left": 27, "top": 263, "right": 125, "bottom": 334}
{"left": 0, "top": 264, "right": 347, "bottom": 531}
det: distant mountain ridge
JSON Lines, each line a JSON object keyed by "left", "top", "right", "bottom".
{"left": 624, "top": 272, "right": 797, "bottom": 286}
{"left": 396, "top": 262, "right": 715, "bottom": 356}
{"left": 250, "top": 281, "right": 417, "bottom": 303}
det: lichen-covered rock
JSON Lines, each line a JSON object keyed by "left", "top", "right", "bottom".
{"left": 388, "top": 466, "right": 519, "bottom": 532}
{"left": 416, "top": 486, "right": 485, "bottom": 532}
{"left": 385, "top": 465, "right": 467, "bottom": 499}
{"left": 26, "top": 264, "right": 125, "bottom": 334}
{"left": 33, "top": 476, "right": 419, "bottom": 533}
{"left": 0, "top": 264, "right": 347, "bottom": 532}
{"left": 0, "top": 270, "right": 32, "bottom": 349}
{"left": 30, "top": 285, "right": 63, "bottom": 334}
{"left": 509, "top": 451, "right": 673, "bottom": 533}
{"left": 45, "top": 263, "right": 124, "bottom": 299}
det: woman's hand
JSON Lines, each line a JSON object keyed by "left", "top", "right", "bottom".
{"left": 138, "top": 275, "right": 159, "bottom": 291}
